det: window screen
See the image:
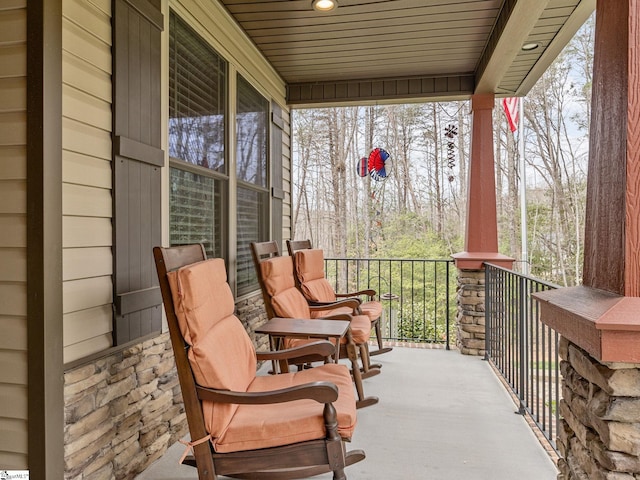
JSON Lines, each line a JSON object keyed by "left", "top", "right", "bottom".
{"left": 236, "top": 75, "right": 269, "bottom": 295}
{"left": 169, "top": 168, "right": 224, "bottom": 259}
{"left": 169, "top": 12, "right": 227, "bottom": 259}
{"left": 169, "top": 13, "right": 226, "bottom": 173}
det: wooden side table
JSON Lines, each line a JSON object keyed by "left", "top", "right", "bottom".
{"left": 255, "top": 317, "right": 350, "bottom": 372}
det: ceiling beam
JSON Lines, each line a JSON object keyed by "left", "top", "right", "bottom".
{"left": 475, "top": 0, "right": 549, "bottom": 94}
{"left": 518, "top": 0, "right": 595, "bottom": 95}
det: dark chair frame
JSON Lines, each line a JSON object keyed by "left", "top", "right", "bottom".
{"left": 153, "top": 244, "right": 365, "bottom": 479}
{"left": 287, "top": 239, "right": 392, "bottom": 356}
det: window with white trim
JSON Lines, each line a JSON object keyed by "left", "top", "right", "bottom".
{"left": 168, "top": 12, "right": 272, "bottom": 296}
{"left": 168, "top": 12, "right": 227, "bottom": 260}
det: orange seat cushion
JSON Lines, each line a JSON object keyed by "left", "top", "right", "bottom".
{"left": 215, "top": 364, "right": 357, "bottom": 453}
{"left": 260, "top": 255, "right": 297, "bottom": 297}
{"left": 272, "top": 286, "right": 313, "bottom": 319}
{"left": 342, "top": 315, "right": 372, "bottom": 344}
{"left": 360, "top": 301, "right": 383, "bottom": 322}
{"left": 302, "top": 277, "right": 338, "bottom": 303}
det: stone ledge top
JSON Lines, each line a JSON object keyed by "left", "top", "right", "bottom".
{"left": 534, "top": 286, "right": 640, "bottom": 363}
{"left": 451, "top": 251, "right": 515, "bottom": 270}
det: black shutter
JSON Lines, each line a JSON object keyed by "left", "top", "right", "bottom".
{"left": 271, "top": 102, "right": 284, "bottom": 247}
{"left": 112, "top": 0, "right": 164, "bottom": 344}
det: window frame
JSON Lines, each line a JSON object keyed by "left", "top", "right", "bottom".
{"left": 168, "top": 11, "right": 274, "bottom": 298}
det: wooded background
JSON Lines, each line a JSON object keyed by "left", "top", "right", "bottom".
{"left": 291, "top": 15, "right": 594, "bottom": 287}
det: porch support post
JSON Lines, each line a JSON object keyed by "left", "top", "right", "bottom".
{"left": 27, "top": 0, "right": 64, "bottom": 477}
{"left": 534, "top": 2, "right": 640, "bottom": 478}
{"left": 452, "top": 94, "right": 513, "bottom": 355}
{"left": 452, "top": 93, "right": 514, "bottom": 270}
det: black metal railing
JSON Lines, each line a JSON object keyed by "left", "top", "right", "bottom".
{"left": 485, "top": 263, "right": 560, "bottom": 452}
{"left": 324, "top": 258, "right": 455, "bottom": 348}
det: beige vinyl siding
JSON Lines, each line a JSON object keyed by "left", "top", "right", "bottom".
{"left": 280, "top": 107, "right": 292, "bottom": 241}
{"left": 0, "top": 0, "right": 28, "bottom": 470}
{"left": 62, "top": 0, "right": 113, "bottom": 363}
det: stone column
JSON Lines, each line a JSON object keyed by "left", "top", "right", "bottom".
{"left": 456, "top": 270, "right": 486, "bottom": 355}
{"left": 557, "top": 336, "right": 640, "bottom": 480}
{"left": 535, "top": 2, "right": 640, "bottom": 478}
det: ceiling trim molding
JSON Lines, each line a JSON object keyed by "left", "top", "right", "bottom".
{"left": 287, "top": 74, "right": 475, "bottom": 107}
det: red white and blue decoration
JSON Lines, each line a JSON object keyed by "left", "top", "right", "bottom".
{"left": 367, "top": 147, "right": 390, "bottom": 181}
{"left": 356, "top": 156, "right": 368, "bottom": 177}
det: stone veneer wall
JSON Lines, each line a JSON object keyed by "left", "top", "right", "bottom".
{"left": 558, "top": 336, "right": 640, "bottom": 480}
{"left": 63, "top": 294, "right": 268, "bottom": 480}
{"left": 237, "top": 293, "right": 270, "bottom": 353}
{"left": 456, "top": 269, "right": 486, "bottom": 355}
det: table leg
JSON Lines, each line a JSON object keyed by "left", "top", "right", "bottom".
{"left": 334, "top": 337, "right": 341, "bottom": 363}
{"left": 268, "top": 335, "right": 279, "bottom": 375}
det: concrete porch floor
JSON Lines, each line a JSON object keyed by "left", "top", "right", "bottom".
{"left": 136, "top": 347, "right": 558, "bottom": 480}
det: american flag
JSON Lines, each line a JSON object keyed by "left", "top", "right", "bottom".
{"left": 502, "top": 97, "right": 519, "bottom": 132}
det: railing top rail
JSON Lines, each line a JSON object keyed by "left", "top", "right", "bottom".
{"left": 484, "top": 262, "right": 561, "bottom": 290}
{"left": 324, "top": 257, "right": 454, "bottom": 263}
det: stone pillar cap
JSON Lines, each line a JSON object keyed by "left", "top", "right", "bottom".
{"left": 451, "top": 251, "right": 515, "bottom": 270}
{"left": 535, "top": 286, "right": 640, "bottom": 363}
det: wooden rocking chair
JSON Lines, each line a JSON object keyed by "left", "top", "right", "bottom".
{"left": 287, "top": 239, "right": 393, "bottom": 356}
{"left": 250, "top": 241, "right": 379, "bottom": 409}
{"left": 153, "top": 244, "right": 365, "bottom": 479}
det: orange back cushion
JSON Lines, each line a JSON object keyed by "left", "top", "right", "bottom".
{"left": 295, "top": 250, "right": 337, "bottom": 302}
{"left": 167, "top": 259, "right": 257, "bottom": 439}
{"left": 294, "top": 249, "right": 325, "bottom": 282}
{"left": 259, "top": 256, "right": 311, "bottom": 318}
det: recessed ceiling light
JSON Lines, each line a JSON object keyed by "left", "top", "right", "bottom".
{"left": 522, "top": 42, "right": 539, "bottom": 51}
{"left": 312, "top": 0, "right": 338, "bottom": 12}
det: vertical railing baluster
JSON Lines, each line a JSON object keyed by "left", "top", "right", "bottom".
{"left": 518, "top": 275, "right": 526, "bottom": 414}
{"left": 485, "top": 266, "right": 491, "bottom": 360}
{"left": 387, "top": 259, "right": 392, "bottom": 340}
{"left": 482, "top": 263, "right": 559, "bottom": 453}
{"left": 446, "top": 261, "right": 450, "bottom": 350}
{"left": 554, "top": 329, "right": 560, "bottom": 447}
{"left": 430, "top": 262, "right": 439, "bottom": 342}
{"left": 399, "top": 260, "right": 403, "bottom": 341}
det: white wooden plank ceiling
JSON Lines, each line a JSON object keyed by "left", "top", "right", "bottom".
{"left": 218, "top": 0, "right": 595, "bottom": 105}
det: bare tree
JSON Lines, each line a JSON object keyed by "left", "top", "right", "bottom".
{"left": 290, "top": 13, "right": 593, "bottom": 286}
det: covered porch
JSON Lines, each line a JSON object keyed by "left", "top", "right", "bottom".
{"left": 137, "top": 346, "right": 558, "bottom": 479}
{"left": 9, "top": 0, "right": 640, "bottom": 478}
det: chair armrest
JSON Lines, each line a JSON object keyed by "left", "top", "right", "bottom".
{"left": 317, "top": 313, "right": 353, "bottom": 322}
{"left": 256, "top": 340, "right": 336, "bottom": 362}
{"left": 196, "top": 381, "right": 339, "bottom": 405}
{"left": 308, "top": 298, "right": 361, "bottom": 313}
{"left": 335, "top": 289, "right": 376, "bottom": 299}
{"left": 314, "top": 293, "right": 362, "bottom": 306}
